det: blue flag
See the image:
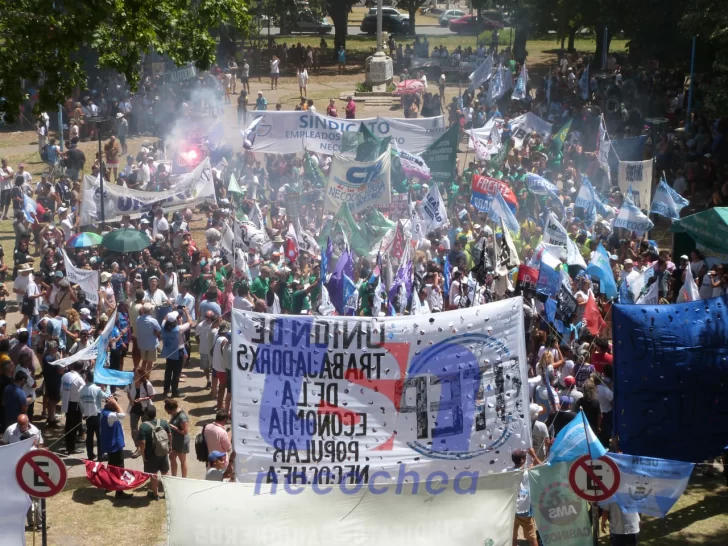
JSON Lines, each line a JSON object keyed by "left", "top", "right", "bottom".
{"left": 548, "top": 409, "right": 607, "bottom": 464}
{"left": 537, "top": 262, "right": 561, "bottom": 297}
{"left": 586, "top": 243, "right": 618, "bottom": 299}
{"left": 443, "top": 254, "right": 451, "bottom": 298}
{"left": 343, "top": 274, "right": 358, "bottom": 316}
{"left": 544, "top": 298, "right": 557, "bottom": 324}
{"left": 650, "top": 179, "right": 689, "bottom": 220}
{"left": 388, "top": 258, "right": 412, "bottom": 316}
{"left": 325, "top": 250, "right": 353, "bottom": 314}
{"left": 321, "top": 237, "right": 332, "bottom": 279}
{"left": 603, "top": 454, "right": 694, "bottom": 518}
{"left": 488, "top": 191, "right": 520, "bottom": 234}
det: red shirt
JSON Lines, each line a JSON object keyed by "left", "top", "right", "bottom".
{"left": 345, "top": 101, "right": 356, "bottom": 119}
{"left": 591, "top": 350, "right": 613, "bottom": 374}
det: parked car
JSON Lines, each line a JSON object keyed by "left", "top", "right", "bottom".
{"left": 438, "top": 9, "right": 465, "bottom": 27}
{"left": 360, "top": 14, "right": 410, "bottom": 34}
{"left": 367, "top": 7, "right": 409, "bottom": 20}
{"left": 292, "top": 12, "right": 332, "bottom": 34}
{"left": 448, "top": 14, "right": 503, "bottom": 35}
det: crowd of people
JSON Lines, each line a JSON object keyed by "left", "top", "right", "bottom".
{"left": 2, "top": 32, "right": 727, "bottom": 542}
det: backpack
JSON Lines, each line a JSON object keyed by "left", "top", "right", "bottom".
{"left": 194, "top": 425, "right": 209, "bottom": 462}
{"left": 149, "top": 419, "right": 170, "bottom": 457}
{"left": 40, "top": 144, "right": 49, "bottom": 162}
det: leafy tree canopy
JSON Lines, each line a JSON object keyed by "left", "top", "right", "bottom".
{"left": 0, "top": 0, "right": 249, "bottom": 121}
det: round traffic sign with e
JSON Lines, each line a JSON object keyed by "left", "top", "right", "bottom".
{"left": 16, "top": 450, "right": 68, "bottom": 498}
{"left": 568, "top": 454, "right": 620, "bottom": 502}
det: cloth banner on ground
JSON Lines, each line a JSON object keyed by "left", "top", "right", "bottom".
{"left": 470, "top": 175, "right": 518, "bottom": 214}
{"left": 0, "top": 438, "right": 33, "bottom": 545}
{"left": 529, "top": 462, "right": 593, "bottom": 546}
{"left": 163, "top": 471, "right": 521, "bottom": 546}
{"left": 509, "top": 113, "right": 553, "bottom": 149}
{"left": 325, "top": 149, "right": 392, "bottom": 214}
{"left": 84, "top": 460, "right": 149, "bottom": 491}
{"left": 617, "top": 160, "right": 653, "bottom": 211}
{"left": 613, "top": 295, "right": 728, "bottom": 462}
{"left": 62, "top": 249, "right": 99, "bottom": 304}
{"left": 650, "top": 179, "right": 689, "bottom": 220}
{"left": 418, "top": 184, "right": 448, "bottom": 235}
{"left": 548, "top": 409, "right": 607, "bottom": 464}
{"left": 231, "top": 300, "right": 530, "bottom": 483}
{"left": 419, "top": 124, "right": 460, "bottom": 183}
{"left": 80, "top": 158, "right": 216, "bottom": 225}
{"left": 244, "top": 111, "right": 447, "bottom": 155}
{"left": 603, "top": 454, "right": 694, "bottom": 518}
{"left": 614, "top": 187, "right": 654, "bottom": 235}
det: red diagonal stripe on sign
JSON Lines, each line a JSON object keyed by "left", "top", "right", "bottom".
{"left": 27, "top": 457, "right": 55, "bottom": 489}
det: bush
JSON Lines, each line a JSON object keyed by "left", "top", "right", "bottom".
{"left": 355, "top": 82, "right": 372, "bottom": 93}
{"left": 477, "top": 28, "right": 513, "bottom": 47}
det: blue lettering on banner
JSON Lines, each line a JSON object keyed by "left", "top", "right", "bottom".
{"left": 470, "top": 191, "right": 493, "bottom": 213}
{"left": 346, "top": 162, "right": 384, "bottom": 186}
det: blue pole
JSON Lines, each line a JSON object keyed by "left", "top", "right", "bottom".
{"left": 686, "top": 36, "right": 696, "bottom": 130}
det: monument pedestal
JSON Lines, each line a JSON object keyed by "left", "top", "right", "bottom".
{"left": 365, "top": 51, "right": 393, "bottom": 92}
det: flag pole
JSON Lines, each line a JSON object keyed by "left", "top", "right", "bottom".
{"left": 581, "top": 410, "right": 600, "bottom": 546}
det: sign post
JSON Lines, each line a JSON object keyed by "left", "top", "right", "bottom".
{"left": 16, "top": 450, "right": 68, "bottom": 546}
{"left": 568, "top": 454, "right": 621, "bottom": 502}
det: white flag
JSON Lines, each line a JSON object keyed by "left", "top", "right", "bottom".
{"left": 418, "top": 184, "right": 448, "bottom": 234}
{"left": 486, "top": 121, "right": 502, "bottom": 155}
{"left": 597, "top": 114, "right": 611, "bottom": 178}
{"left": 469, "top": 127, "right": 490, "bottom": 162}
{"left": 614, "top": 186, "right": 654, "bottom": 235}
{"left": 677, "top": 262, "right": 700, "bottom": 302}
{"left": 636, "top": 278, "right": 659, "bottom": 305}
{"left": 62, "top": 249, "right": 99, "bottom": 304}
{"left": 650, "top": 179, "right": 689, "bottom": 220}
{"left": 296, "top": 218, "right": 321, "bottom": 256}
{"left": 469, "top": 53, "right": 493, "bottom": 90}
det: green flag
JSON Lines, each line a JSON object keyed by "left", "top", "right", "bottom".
{"left": 319, "top": 203, "right": 380, "bottom": 257}
{"left": 551, "top": 118, "right": 572, "bottom": 153}
{"left": 303, "top": 152, "right": 327, "bottom": 188}
{"left": 365, "top": 208, "right": 395, "bottom": 231}
{"left": 528, "top": 462, "right": 593, "bottom": 546}
{"left": 356, "top": 123, "right": 390, "bottom": 161}
{"left": 340, "top": 131, "right": 362, "bottom": 156}
{"left": 227, "top": 172, "right": 244, "bottom": 195}
{"left": 489, "top": 138, "right": 512, "bottom": 171}
{"left": 420, "top": 124, "right": 459, "bottom": 183}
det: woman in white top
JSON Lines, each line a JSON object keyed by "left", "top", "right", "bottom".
{"left": 699, "top": 272, "right": 713, "bottom": 300}
{"left": 297, "top": 67, "right": 309, "bottom": 99}
{"left": 270, "top": 56, "right": 280, "bottom": 90}
{"left": 125, "top": 367, "right": 155, "bottom": 457}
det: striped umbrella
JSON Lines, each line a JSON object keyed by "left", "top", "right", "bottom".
{"left": 66, "top": 232, "right": 103, "bottom": 248}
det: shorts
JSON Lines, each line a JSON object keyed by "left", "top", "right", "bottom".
{"left": 131, "top": 336, "right": 141, "bottom": 361}
{"left": 271, "top": 72, "right": 279, "bottom": 78}
{"left": 199, "top": 354, "right": 210, "bottom": 370}
{"left": 226, "top": 371, "right": 232, "bottom": 391}
{"left": 215, "top": 371, "right": 228, "bottom": 388}
{"left": 0, "top": 189, "right": 10, "bottom": 208}
{"left": 141, "top": 348, "right": 157, "bottom": 362}
{"left": 513, "top": 515, "right": 537, "bottom": 541}
{"left": 144, "top": 455, "right": 170, "bottom": 475}
{"left": 241, "top": 77, "right": 249, "bottom": 83}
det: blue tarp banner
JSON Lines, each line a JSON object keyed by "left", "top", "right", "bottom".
{"left": 613, "top": 296, "right": 728, "bottom": 462}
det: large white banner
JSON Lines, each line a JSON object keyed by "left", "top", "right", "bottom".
{"left": 231, "top": 299, "right": 530, "bottom": 485}
{"left": 80, "top": 158, "right": 216, "bottom": 225}
{"left": 164, "top": 471, "right": 520, "bottom": 546}
{"left": 509, "top": 112, "right": 552, "bottom": 149}
{"left": 245, "top": 111, "right": 447, "bottom": 155}
{"left": 62, "top": 249, "right": 99, "bottom": 304}
{"left": 543, "top": 212, "right": 586, "bottom": 268}
{"left": 0, "top": 439, "right": 33, "bottom": 546}
{"left": 418, "top": 184, "right": 448, "bottom": 235}
{"left": 324, "top": 149, "right": 392, "bottom": 214}
{"left": 618, "top": 160, "right": 653, "bottom": 211}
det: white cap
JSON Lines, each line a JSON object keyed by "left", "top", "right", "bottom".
{"left": 165, "top": 311, "right": 179, "bottom": 323}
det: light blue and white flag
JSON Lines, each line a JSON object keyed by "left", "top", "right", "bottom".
{"left": 548, "top": 409, "right": 607, "bottom": 464}
{"left": 512, "top": 62, "right": 528, "bottom": 101}
{"left": 580, "top": 63, "right": 590, "bottom": 101}
{"left": 488, "top": 65, "right": 505, "bottom": 103}
{"left": 603, "top": 454, "right": 694, "bottom": 518}
{"left": 526, "top": 172, "right": 558, "bottom": 195}
{"left": 488, "top": 190, "right": 520, "bottom": 234}
{"left": 614, "top": 186, "right": 654, "bottom": 235}
{"left": 537, "top": 262, "right": 561, "bottom": 297}
{"left": 630, "top": 265, "right": 655, "bottom": 302}
{"left": 586, "top": 243, "right": 618, "bottom": 299}
{"left": 650, "top": 179, "right": 689, "bottom": 220}
{"left": 22, "top": 193, "right": 37, "bottom": 223}
{"left": 343, "top": 274, "right": 358, "bottom": 316}
{"left": 575, "top": 180, "right": 598, "bottom": 228}
{"left": 468, "top": 53, "right": 493, "bottom": 90}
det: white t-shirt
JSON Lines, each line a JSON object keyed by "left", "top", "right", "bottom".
{"left": 2, "top": 422, "right": 43, "bottom": 446}
{"left": 153, "top": 217, "right": 169, "bottom": 238}
{"left": 596, "top": 384, "right": 613, "bottom": 413}
{"left": 699, "top": 273, "right": 713, "bottom": 300}
{"left": 270, "top": 59, "right": 280, "bottom": 74}
{"left": 26, "top": 280, "right": 41, "bottom": 315}
{"left": 0, "top": 167, "right": 14, "bottom": 191}
{"left": 298, "top": 70, "right": 308, "bottom": 87}
{"left": 61, "top": 217, "right": 74, "bottom": 240}
{"left": 145, "top": 288, "right": 168, "bottom": 307}
{"left": 234, "top": 296, "right": 254, "bottom": 311}
{"left": 211, "top": 336, "right": 227, "bottom": 373}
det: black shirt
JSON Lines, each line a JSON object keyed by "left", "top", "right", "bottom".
{"left": 66, "top": 148, "right": 86, "bottom": 170}
{"left": 573, "top": 398, "right": 601, "bottom": 433}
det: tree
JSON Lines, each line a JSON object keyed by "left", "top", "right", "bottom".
{"left": 395, "top": 0, "right": 427, "bottom": 35}
{"left": 0, "top": 0, "right": 249, "bottom": 121}
{"left": 320, "top": 0, "right": 358, "bottom": 55}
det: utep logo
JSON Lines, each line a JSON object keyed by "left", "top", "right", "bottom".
{"left": 345, "top": 160, "right": 384, "bottom": 186}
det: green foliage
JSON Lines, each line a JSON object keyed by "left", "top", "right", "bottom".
{"left": 355, "top": 82, "right": 372, "bottom": 93}
{"left": 0, "top": 0, "right": 250, "bottom": 121}
{"left": 477, "top": 29, "right": 512, "bottom": 47}
{"left": 395, "top": 0, "right": 426, "bottom": 34}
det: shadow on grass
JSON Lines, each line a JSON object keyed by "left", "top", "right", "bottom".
{"left": 188, "top": 405, "right": 215, "bottom": 418}
{"left": 71, "top": 485, "right": 154, "bottom": 508}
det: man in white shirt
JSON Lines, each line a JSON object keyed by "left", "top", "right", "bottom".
{"left": 152, "top": 208, "right": 169, "bottom": 240}
{"left": 174, "top": 282, "right": 196, "bottom": 321}
{"left": 1, "top": 414, "right": 43, "bottom": 447}
{"left": 144, "top": 276, "right": 168, "bottom": 309}
{"left": 61, "top": 362, "right": 85, "bottom": 454}
{"left": 58, "top": 207, "right": 75, "bottom": 239}
{"left": 17, "top": 163, "right": 32, "bottom": 186}
{"left": 79, "top": 370, "right": 106, "bottom": 460}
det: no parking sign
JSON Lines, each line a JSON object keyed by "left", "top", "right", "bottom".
{"left": 568, "top": 454, "right": 620, "bottom": 503}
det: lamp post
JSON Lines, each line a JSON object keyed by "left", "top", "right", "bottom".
{"left": 376, "top": 0, "right": 383, "bottom": 52}
{"left": 90, "top": 115, "right": 111, "bottom": 230}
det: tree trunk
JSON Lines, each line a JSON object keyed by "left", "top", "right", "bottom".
{"left": 560, "top": 35, "right": 565, "bottom": 50}
{"left": 329, "top": 1, "right": 349, "bottom": 57}
{"left": 567, "top": 27, "right": 576, "bottom": 53}
{"left": 409, "top": 10, "right": 417, "bottom": 35}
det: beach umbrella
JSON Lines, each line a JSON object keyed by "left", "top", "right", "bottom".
{"left": 101, "top": 228, "right": 152, "bottom": 253}
{"left": 66, "top": 232, "right": 103, "bottom": 248}
{"left": 393, "top": 79, "right": 425, "bottom": 96}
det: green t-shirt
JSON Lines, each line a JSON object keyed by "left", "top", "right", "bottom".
{"left": 250, "top": 276, "right": 269, "bottom": 299}
{"left": 291, "top": 290, "right": 311, "bottom": 315}
{"left": 138, "top": 419, "right": 171, "bottom": 460}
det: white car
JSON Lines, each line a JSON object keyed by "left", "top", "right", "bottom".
{"left": 439, "top": 9, "right": 465, "bottom": 27}
{"left": 368, "top": 7, "right": 409, "bottom": 20}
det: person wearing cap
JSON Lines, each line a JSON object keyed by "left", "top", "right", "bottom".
{"left": 136, "top": 302, "right": 162, "bottom": 373}
{"left": 529, "top": 403, "right": 549, "bottom": 464}
{"left": 144, "top": 275, "right": 168, "bottom": 313}
{"left": 206, "top": 450, "right": 227, "bottom": 481}
{"left": 160, "top": 306, "right": 193, "bottom": 398}
{"left": 99, "top": 271, "right": 117, "bottom": 315}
